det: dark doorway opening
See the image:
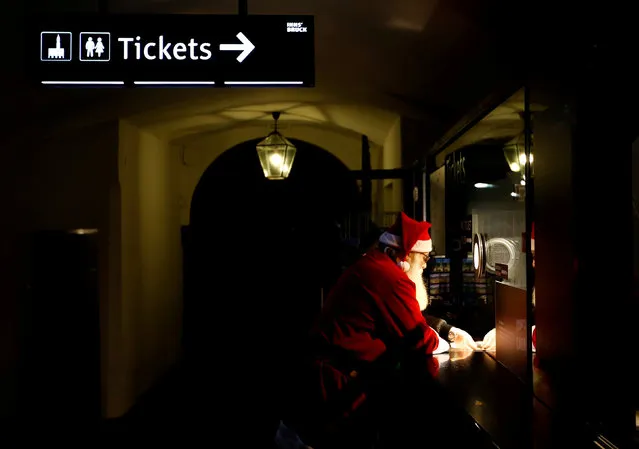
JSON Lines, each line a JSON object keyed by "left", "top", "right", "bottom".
{"left": 181, "top": 138, "right": 360, "bottom": 439}
{"left": 185, "top": 138, "right": 360, "bottom": 349}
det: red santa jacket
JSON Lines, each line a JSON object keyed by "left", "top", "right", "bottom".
{"left": 292, "top": 249, "right": 442, "bottom": 431}
{"left": 311, "top": 248, "right": 440, "bottom": 363}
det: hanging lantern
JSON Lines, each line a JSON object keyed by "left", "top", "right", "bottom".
{"left": 503, "top": 132, "right": 534, "bottom": 176}
{"left": 256, "top": 112, "right": 297, "bottom": 180}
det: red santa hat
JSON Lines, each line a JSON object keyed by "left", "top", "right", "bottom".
{"left": 379, "top": 212, "right": 433, "bottom": 254}
{"left": 531, "top": 222, "right": 535, "bottom": 251}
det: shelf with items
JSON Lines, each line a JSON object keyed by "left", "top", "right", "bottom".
{"left": 461, "top": 257, "right": 495, "bottom": 337}
{"left": 427, "top": 256, "right": 451, "bottom": 307}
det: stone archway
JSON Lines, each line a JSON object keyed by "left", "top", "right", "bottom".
{"left": 183, "top": 137, "right": 360, "bottom": 358}
{"left": 190, "top": 137, "right": 360, "bottom": 225}
{"left": 179, "top": 137, "right": 361, "bottom": 440}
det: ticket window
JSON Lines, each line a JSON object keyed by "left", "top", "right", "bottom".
{"left": 427, "top": 88, "right": 534, "bottom": 367}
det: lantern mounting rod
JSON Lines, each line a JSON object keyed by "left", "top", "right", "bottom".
{"left": 271, "top": 111, "right": 280, "bottom": 132}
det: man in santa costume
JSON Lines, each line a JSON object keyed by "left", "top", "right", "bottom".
{"left": 481, "top": 222, "right": 537, "bottom": 351}
{"left": 360, "top": 223, "right": 478, "bottom": 350}
{"left": 282, "top": 212, "right": 476, "bottom": 449}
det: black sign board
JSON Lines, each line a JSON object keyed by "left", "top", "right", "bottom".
{"left": 27, "top": 14, "right": 315, "bottom": 88}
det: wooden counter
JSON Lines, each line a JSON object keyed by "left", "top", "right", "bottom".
{"left": 428, "top": 350, "right": 603, "bottom": 449}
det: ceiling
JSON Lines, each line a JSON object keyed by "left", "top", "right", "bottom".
{"left": 140, "top": 102, "right": 399, "bottom": 144}
{"left": 6, "top": 0, "right": 527, "bottom": 148}
{"left": 125, "top": 101, "right": 407, "bottom": 150}
{"left": 434, "top": 89, "right": 550, "bottom": 165}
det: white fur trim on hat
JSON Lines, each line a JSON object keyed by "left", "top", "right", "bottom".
{"left": 379, "top": 232, "right": 432, "bottom": 253}
{"left": 411, "top": 239, "right": 433, "bottom": 253}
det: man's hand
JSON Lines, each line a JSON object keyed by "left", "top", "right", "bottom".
{"left": 479, "top": 328, "right": 496, "bottom": 352}
{"left": 449, "top": 327, "right": 478, "bottom": 351}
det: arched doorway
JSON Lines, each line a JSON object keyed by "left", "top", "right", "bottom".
{"left": 183, "top": 137, "right": 360, "bottom": 387}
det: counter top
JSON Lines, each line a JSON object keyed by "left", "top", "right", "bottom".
{"left": 432, "top": 350, "right": 537, "bottom": 449}
{"left": 428, "top": 350, "right": 598, "bottom": 449}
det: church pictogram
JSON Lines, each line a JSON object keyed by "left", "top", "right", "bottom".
{"left": 41, "top": 31, "right": 72, "bottom": 61}
{"left": 48, "top": 34, "right": 65, "bottom": 58}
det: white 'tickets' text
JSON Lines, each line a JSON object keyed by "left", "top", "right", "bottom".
{"left": 117, "top": 36, "right": 212, "bottom": 60}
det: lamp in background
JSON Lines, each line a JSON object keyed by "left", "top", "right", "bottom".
{"left": 503, "top": 132, "right": 533, "bottom": 175}
{"left": 256, "top": 111, "right": 297, "bottom": 180}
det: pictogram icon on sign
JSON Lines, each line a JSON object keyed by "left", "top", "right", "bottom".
{"left": 79, "top": 32, "right": 111, "bottom": 61}
{"left": 41, "top": 31, "right": 72, "bottom": 61}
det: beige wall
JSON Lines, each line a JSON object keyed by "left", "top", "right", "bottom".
{"left": 0, "top": 112, "right": 406, "bottom": 421}
{"left": 24, "top": 125, "right": 118, "bottom": 231}
{"left": 429, "top": 166, "right": 446, "bottom": 255}
{"left": 116, "top": 121, "right": 183, "bottom": 417}
{"left": 381, "top": 118, "right": 404, "bottom": 220}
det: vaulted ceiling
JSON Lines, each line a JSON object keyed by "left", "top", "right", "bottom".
{"left": 7, "top": 0, "right": 527, "bottom": 147}
{"left": 138, "top": 102, "right": 400, "bottom": 145}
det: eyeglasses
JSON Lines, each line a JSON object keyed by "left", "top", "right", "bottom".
{"left": 411, "top": 252, "right": 430, "bottom": 262}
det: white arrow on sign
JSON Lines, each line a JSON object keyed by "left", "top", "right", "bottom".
{"left": 219, "top": 32, "right": 255, "bottom": 63}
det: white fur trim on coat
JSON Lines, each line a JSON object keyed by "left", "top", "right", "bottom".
{"left": 432, "top": 336, "right": 450, "bottom": 354}
{"left": 379, "top": 232, "right": 432, "bottom": 253}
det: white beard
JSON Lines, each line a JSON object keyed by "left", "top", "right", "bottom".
{"left": 407, "top": 264, "right": 429, "bottom": 311}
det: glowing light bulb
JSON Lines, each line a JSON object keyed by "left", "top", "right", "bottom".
{"left": 519, "top": 153, "right": 527, "bottom": 165}
{"left": 269, "top": 153, "right": 283, "bottom": 167}
{"left": 510, "top": 163, "right": 521, "bottom": 172}
{"left": 473, "top": 243, "right": 480, "bottom": 269}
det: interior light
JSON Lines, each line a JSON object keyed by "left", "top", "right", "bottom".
{"left": 269, "top": 153, "right": 283, "bottom": 167}
{"left": 510, "top": 163, "right": 521, "bottom": 172}
{"left": 472, "top": 233, "right": 486, "bottom": 279}
{"left": 69, "top": 228, "right": 98, "bottom": 235}
{"left": 474, "top": 183, "right": 495, "bottom": 189}
{"left": 520, "top": 179, "right": 526, "bottom": 186}
{"left": 256, "top": 111, "right": 297, "bottom": 180}
{"left": 519, "top": 153, "right": 527, "bottom": 165}
{"left": 518, "top": 153, "right": 533, "bottom": 165}
{"left": 510, "top": 192, "right": 520, "bottom": 198}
